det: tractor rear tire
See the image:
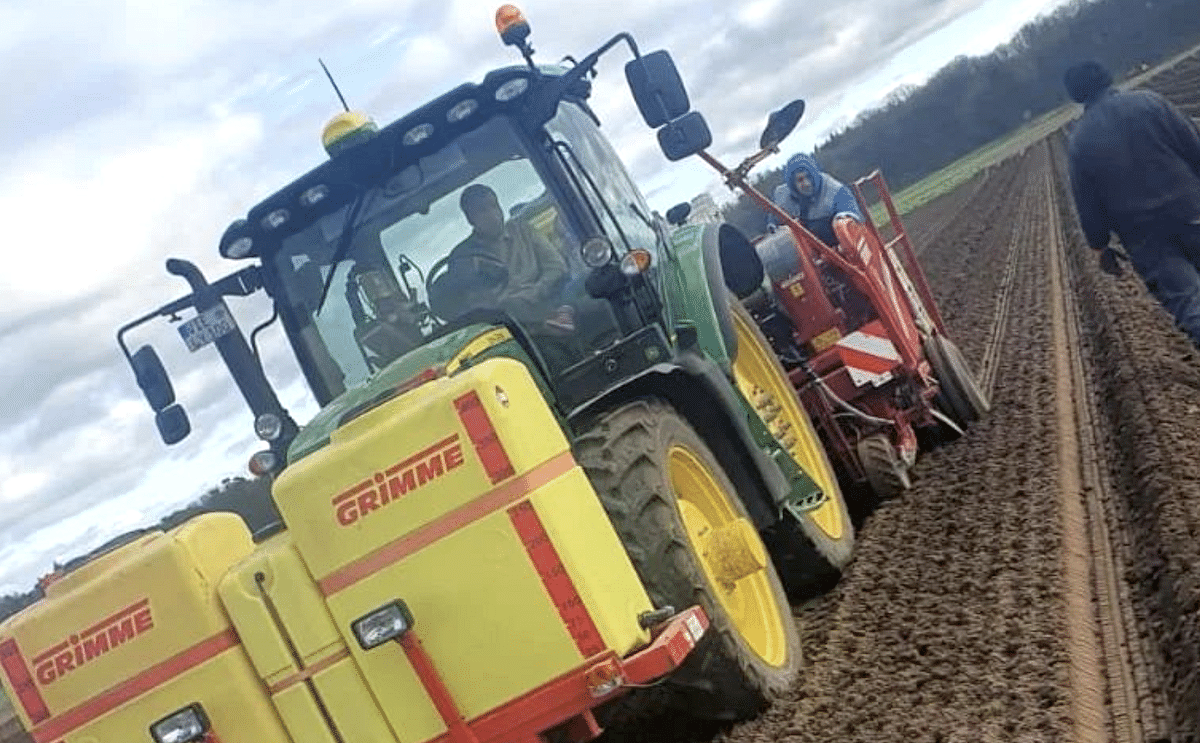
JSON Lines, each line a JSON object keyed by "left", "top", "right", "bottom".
{"left": 925, "top": 334, "right": 990, "bottom": 428}
{"left": 729, "top": 300, "right": 855, "bottom": 601}
{"left": 574, "top": 399, "right": 801, "bottom": 720}
{"left": 856, "top": 433, "right": 911, "bottom": 500}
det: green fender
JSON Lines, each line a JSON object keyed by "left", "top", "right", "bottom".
{"left": 662, "top": 222, "right": 764, "bottom": 371}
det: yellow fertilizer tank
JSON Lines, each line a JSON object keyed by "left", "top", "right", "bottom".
{"left": 259, "top": 356, "right": 656, "bottom": 743}
{"left": 0, "top": 514, "right": 289, "bottom": 743}
{"left": 1, "top": 357, "right": 663, "bottom": 743}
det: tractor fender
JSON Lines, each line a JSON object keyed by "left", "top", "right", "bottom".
{"left": 664, "top": 222, "right": 765, "bottom": 371}
{"left": 567, "top": 350, "right": 789, "bottom": 530}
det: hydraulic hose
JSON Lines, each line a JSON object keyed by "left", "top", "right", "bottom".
{"left": 792, "top": 357, "right": 895, "bottom": 427}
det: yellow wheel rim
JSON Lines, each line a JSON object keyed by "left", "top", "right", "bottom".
{"left": 668, "top": 444, "right": 789, "bottom": 667}
{"left": 731, "top": 306, "right": 847, "bottom": 541}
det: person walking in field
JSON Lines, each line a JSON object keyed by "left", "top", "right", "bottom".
{"left": 1063, "top": 60, "right": 1200, "bottom": 348}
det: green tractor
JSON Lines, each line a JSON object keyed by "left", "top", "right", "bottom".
{"left": 56, "top": 6, "right": 860, "bottom": 741}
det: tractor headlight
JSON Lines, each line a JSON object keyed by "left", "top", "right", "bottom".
{"left": 261, "top": 208, "right": 290, "bottom": 230}
{"left": 581, "top": 236, "right": 614, "bottom": 268}
{"left": 254, "top": 413, "right": 283, "bottom": 442}
{"left": 149, "top": 703, "right": 209, "bottom": 743}
{"left": 352, "top": 600, "right": 415, "bottom": 650}
{"left": 402, "top": 123, "right": 434, "bottom": 146}
{"left": 447, "top": 99, "right": 479, "bottom": 123}
{"left": 224, "top": 236, "right": 254, "bottom": 259}
{"left": 299, "top": 184, "right": 329, "bottom": 207}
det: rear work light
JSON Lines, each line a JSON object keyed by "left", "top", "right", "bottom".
{"left": 149, "top": 703, "right": 210, "bottom": 743}
{"left": 352, "top": 599, "right": 415, "bottom": 650}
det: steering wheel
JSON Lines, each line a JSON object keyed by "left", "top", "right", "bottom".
{"left": 424, "top": 256, "right": 453, "bottom": 323}
{"left": 425, "top": 256, "right": 451, "bottom": 295}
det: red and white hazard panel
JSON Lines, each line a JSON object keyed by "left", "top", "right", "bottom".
{"left": 834, "top": 321, "right": 901, "bottom": 387}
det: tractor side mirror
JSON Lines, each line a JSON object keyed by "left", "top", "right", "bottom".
{"left": 625, "top": 51, "right": 691, "bottom": 128}
{"left": 155, "top": 404, "right": 192, "bottom": 445}
{"left": 666, "top": 203, "right": 692, "bottom": 226}
{"left": 132, "top": 345, "right": 176, "bottom": 411}
{"left": 657, "top": 111, "right": 712, "bottom": 161}
{"left": 759, "top": 99, "right": 806, "bottom": 151}
{"left": 131, "top": 344, "right": 191, "bottom": 444}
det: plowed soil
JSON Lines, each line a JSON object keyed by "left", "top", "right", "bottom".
{"left": 603, "top": 50, "right": 1200, "bottom": 743}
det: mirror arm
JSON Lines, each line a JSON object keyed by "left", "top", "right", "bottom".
{"left": 116, "top": 294, "right": 197, "bottom": 362}
{"left": 530, "top": 32, "right": 641, "bottom": 123}
{"left": 212, "top": 265, "right": 264, "bottom": 298}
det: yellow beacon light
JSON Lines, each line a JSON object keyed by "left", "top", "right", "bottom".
{"left": 321, "top": 111, "right": 379, "bottom": 156}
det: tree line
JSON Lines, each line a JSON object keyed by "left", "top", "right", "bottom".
{"left": 721, "top": 0, "right": 1200, "bottom": 236}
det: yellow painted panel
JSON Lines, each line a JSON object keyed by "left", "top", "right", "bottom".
{"left": 272, "top": 685, "right": 338, "bottom": 743}
{"left": 220, "top": 534, "right": 346, "bottom": 685}
{"left": 1, "top": 514, "right": 253, "bottom": 717}
{"left": 222, "top": 536, "right": 400, "bottom": 743}
{"left": 274, "top": 358, "right": 569, "bottom": 582}
{"left": 311, "top": 660, "right": 398, "bottom": 743}
{"left": 528, "top": 470, "right": 653, "bottom": 656}
{"left": 218, "top": 540, "right": 299, "bottom": 682}
{"left": 445, "top": 328, "right": 513, "bottom": 375}
{"left": 266, "top": 357, "right": 657, "bottom": 743}
{"left": 71, "top": 650, "right": 289, "bottom": 743}
{"left": 323, "top": 631, "right": 443, "bottom": 743}
{"left": 325, "top": 498, "right": 582, "bottom": 743}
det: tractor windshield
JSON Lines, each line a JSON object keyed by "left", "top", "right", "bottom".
{"left": 271, "top": 115, "right": 617, "bottom": 395}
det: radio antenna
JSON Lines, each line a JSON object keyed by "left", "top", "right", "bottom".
{"left": 319, "top": 58, "right": 350, "bottom": 112}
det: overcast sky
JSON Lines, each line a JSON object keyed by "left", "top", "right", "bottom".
{"left": 0, "top": 0, "right": 1076, "bottom": 595}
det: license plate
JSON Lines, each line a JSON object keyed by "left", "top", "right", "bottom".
{"left": 178, "top": 304, "right": 236, "bottom": 352}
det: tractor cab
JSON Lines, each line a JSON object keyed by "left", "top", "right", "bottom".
{"left": 253, "top": 80, "right": 657, "bottom": 404}
{"left": 120, "top": 17, "right": 721, "bottom": 472}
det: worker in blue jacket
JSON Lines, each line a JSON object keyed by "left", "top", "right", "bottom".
{"left": 1064, "top": 60, "right": 1200, "bottom": 347}
{"left": 769, "top": 153, "right": 864, "bottom": 246}
{"left": 769, "top": 153, "right": 873, "bottom": 325}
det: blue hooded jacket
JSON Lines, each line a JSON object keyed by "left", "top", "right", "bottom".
{"left": 769, "top": 153, "right": 863, "bottom": 245}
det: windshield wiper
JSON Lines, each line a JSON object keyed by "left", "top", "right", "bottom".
{"left": 314, "top": 190, "right": 368, "bottom": 316}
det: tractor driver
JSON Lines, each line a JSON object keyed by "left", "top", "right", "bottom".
{"left": 431, "top": 184, "right": 574, "bottom": 332}
{"left": 768, "top": 153, "right": 864, "bottom": 246}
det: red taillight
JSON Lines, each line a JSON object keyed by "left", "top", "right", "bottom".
{"left": 583, "top": 659, "right": 624, "bottom": 698}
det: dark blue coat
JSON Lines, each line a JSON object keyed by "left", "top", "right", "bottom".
{"left": 1068, "top": 88, "right": 1200, "bottom": 250}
